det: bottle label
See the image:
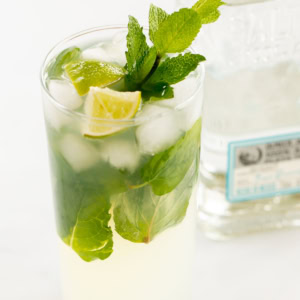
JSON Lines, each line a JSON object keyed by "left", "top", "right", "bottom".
{"left": 226, "top": 132, "right": 300, "bottom": 203}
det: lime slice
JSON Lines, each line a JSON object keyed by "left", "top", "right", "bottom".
{"left": 65, "top": 60, "right": 125, "bottom": 96}
{"left": 84, "top": 87, "right": 141, "bottom": 137}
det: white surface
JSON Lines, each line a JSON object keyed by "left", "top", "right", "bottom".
{"left": 0, "top": 1, "right": 300, "bottom": 299}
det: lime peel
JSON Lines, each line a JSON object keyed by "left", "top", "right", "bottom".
{"left": 65, "top": 60, "right": 125, "bottom": 96}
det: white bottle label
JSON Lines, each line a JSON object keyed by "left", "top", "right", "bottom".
{"left": 226, "top": 132, "right": 300, "bottom": 203}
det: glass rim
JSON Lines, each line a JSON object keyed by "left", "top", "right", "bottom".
{"left": 40, "top": 25, "right": 205, "bottom": 126}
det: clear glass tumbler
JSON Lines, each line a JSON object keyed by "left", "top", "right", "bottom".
{"left": 40, "top": 26, "right": 204, "bottom": 300}
{"left": 193, "top": 0, "right": 300, "bottom": 239}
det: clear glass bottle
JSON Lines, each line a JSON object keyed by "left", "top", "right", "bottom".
{"left": 177, "top": 0, "right": 300, "bottom": 239}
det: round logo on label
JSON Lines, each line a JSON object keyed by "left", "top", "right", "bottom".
{"left": 239, "top": 147, "right": 263, "bottom": 166}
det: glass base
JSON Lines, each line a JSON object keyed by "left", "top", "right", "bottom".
{"left": 198, "top": 166, "right": 300, "bottom": 240}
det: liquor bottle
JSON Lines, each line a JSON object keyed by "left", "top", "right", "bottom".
{"left": 177, "top": 0, "right": 300, "bottom": 239}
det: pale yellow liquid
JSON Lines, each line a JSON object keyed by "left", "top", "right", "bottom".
{"left": 59, "top": 193, "right": 197, "bottom": 300}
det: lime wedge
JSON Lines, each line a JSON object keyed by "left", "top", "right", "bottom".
{"left": 84, "top": 87, "right": 141, "bottom": 137}
{"left": 65, "top": 60, "right": 125, "bottom": 96}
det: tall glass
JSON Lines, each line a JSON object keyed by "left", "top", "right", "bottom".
{"left": 40, "top": 26, "right": 204, "bottom": 300}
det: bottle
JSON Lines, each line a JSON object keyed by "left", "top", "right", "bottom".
{"left": 177, "top": 0, "right": 300, "bottom": 239}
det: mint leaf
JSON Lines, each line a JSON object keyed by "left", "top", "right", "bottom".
{"left": 143, "top": 53, "right": 205, "bottom": 88}
{"left": 141, "top": 118, "right": 202, "bottom": 195}
{"left": 125, "top": 47, "right": 157, "bottom": 90}
{"left": 48, "top": 138, "right": 127, "bottom": 261}
{"left": 126, "top": 16, "right": 148, "bottom": 70}
{"left": 50, "top": 152, "right": 113, "bottom": 262}
{"left": 68, "top": 193, "right": 113, "bottom": 262}
{"left": 192, "top": 0, "right": 224, "bottom": 24}
{"left": 47, "top": 47, "right": 81, "bottom": 79}
{"left": 149, "top": 4, "right": 168, "bottom": 43}
{"left": 142, "top": 83, "right": 174, "bottom": 101}
{"left": 113, "top": 162, "right": 197, "bottom": 243}
{"left": 152, "top": 8, "right": 202, "bottom": 56}
{"left": 125, "top": 16, "right": 157, "bottom": 90}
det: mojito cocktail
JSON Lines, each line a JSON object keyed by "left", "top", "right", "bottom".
{"left": 40, "top": 2, "right": 222, "bottom": 299}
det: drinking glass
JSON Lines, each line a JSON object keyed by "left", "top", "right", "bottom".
{"left": 40, "top": 26, "right": 204, "bottom": 300}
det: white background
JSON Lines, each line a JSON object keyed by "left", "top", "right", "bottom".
{"left": 1, "top": 0, "right": 300, "bottom": 299}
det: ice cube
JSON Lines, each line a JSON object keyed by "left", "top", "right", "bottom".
{"left": 135, "top": 104, "right": 184, "bottom": 155}
{"left": 59, "top": 134, "right": 100, "bottom": 172}
{"left": 81, "top": 30, "right": 127, "bottom": 66}
{"left": 103, "top": 44, "right": 126, "bottom": 67}
{"left": 155, "top": 77, "right": 203, "bottom": 131}
{"left": 81, "top": 47, "right": 112, "bottom": 62}
{"left": 154, "top": 77, "right": 199, "bottom": 107}
{"left": 43, "top": 95, "right": 70, "bottom": 130}
{"left": 48, "top": 80, "right": 82, "bottom": 110}
{"left": 112, "top": 30, "right": 128, "bottom": 46}
{"left": 81, "top": 44, "right": 126, "bottom": 67}
{"left": 99, "top": 137, "right": 141, "bottom": 173}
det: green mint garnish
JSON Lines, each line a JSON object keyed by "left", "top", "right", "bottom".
{"left": 125, "top": 16, "right": 157, "bottom": 91}
{"left": 47, "top": 47, "right": 81, "bottom": 79}
{"left": 141, "top": 83, "right": 174, "bottom": 101}
{"left": 48, "top": 133, "right": 128, "bottom": 261}
{"left": 113, "top": 157, "right": 198, "bottom": 244}
{"left": 149, "top": 4, "right": 168, "bottom": 42}
{"left": 151, "top": 8, "right": 202, "bottom": 56}
{"left": 192, "top": 0, "right": 225, "bottom": 24}
{"left": 140, "top": 118, "right": 202, "bottom": 196}
{"left": 47, "top": 0, "right": 223, "bottom": 261}
{"left": 142, "top": 53, "right": 205, "bottom": 97}
{"left": 124, "top": 0, "right": 224, "bottom": 100}
{"left": 67, "top": 194, "right": 114, "bottom": 262}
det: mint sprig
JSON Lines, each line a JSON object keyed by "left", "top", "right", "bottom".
{"left": 141, "top": 53, "right": 205, "bottom": 101}
{"left": 142, "top": 84, "right": 174, "bottom": 101}
{"left": 125, "top": 16, "right": 157, "bottom": 91}
{"left": 48, "top": 135, "right": 128, "bottom": 262}
{"left": 113, "top": 157, "right": 198, "bottom": 244}
{"left": 151, "top": 8, "right": 202, "bottom": 56}
{"left": 124, "top": 0, "right": 224, "bottom": 100}
{"left": 113, "top": 120, "right": 201, "bottom": 243}
{"left": 143, "top": 53, "right": 206, "bottom": 88}
{"left": 141, "top": 118, "right": 202, "bottom": 195}
{"left": 192, "top": 0, "right": 225, "bottom": 24}
{"left": 149, "top": 5, "right": 168, "bottom": 43}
